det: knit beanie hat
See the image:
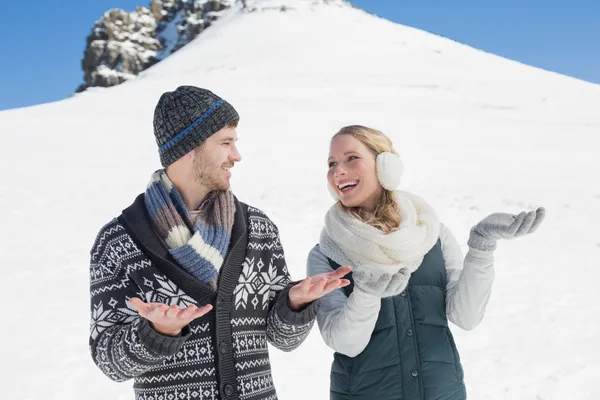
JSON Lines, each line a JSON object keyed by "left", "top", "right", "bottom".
{"left": 153, "top": 86, "right": 240, "bottom": 167}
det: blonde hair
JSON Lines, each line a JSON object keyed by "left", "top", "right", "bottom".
{"left": 333, "top": 125, "right": 401, "bottom": 233}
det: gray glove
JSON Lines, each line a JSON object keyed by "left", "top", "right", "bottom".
{"left": 353, "top": 268, "right": 411, "bottom": 298}
{"left": 468, "top": 207, "right": 546, "bottom": 251}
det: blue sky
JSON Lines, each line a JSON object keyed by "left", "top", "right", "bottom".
{"left": 0, "top": 0, "right": 598, "bottom": 111}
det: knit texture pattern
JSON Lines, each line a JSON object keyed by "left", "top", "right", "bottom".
{"left": 145, "top": 169, "right": 234, "bottom": 288}
{"left": 89, "top": 204, "right": 317, "bottom": 400}
{"left": 319, "top": 190, "right": 440, "bottom": 296}
{"left": 153, "top": 86, "right": 239, "bottom": 166}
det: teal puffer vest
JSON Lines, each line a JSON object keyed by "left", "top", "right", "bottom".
{"left": 328, "top": 241, "right": 467, "bottom": 400}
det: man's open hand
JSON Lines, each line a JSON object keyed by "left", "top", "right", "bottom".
{"left": 129, "top": 298, "right": 213, "bottom": 336}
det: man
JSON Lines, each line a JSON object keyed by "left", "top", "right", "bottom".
{"left": 89, "top": 86, "right": 351, "bottom": 400}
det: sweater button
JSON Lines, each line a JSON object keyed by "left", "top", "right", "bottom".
{"left": 411, "top": 370, "right": 419, "bottom": 377}
{"left": 406, "top": 329, "right": 413, "bottom": 337}
{"left": 223, "top": 384, "right": 234, "bottom": 396}
{"left": 219, "top": 341, "right": 227, "bottom": 354}
{"left": 400, "top": 291, "right": 407, "bottom": 297}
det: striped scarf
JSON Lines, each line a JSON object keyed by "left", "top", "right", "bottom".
{"left": 144, "top": 170, "right": 235, "bottom": 289}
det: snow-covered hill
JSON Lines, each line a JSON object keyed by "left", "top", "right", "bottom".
{"left": 2, "top": 0, "right": 599, "bottom": 399}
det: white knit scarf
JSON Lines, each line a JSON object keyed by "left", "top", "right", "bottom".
{"left": 319, "top": 190, "right": 440, "bottom": 278}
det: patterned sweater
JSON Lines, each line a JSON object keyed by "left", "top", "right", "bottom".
{"left": 89, "top": 194, "right": 318, "bottom": 400}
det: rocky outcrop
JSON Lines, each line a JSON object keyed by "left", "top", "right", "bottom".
{"left": 77, "top": 0, "right": 235, "bottom": 92}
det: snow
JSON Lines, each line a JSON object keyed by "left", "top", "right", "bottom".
{"left": 134, "top": 13, "right": 157, "bottom": 26}
{"left": 156, "top": 9, "right": 189, "bottom": 60}
{"left": 1, "top": 1, "right": 600, "bottom": 399}
{"left": 97, "top": 64, "right": 136, "bottom": 80}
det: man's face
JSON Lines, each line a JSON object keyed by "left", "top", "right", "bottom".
{"left": 191, "top": 126, "right": 242, "bottom": 192}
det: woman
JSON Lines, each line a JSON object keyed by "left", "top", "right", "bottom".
{"left": 307, "top": 125, "right": 545, "bottom": 400}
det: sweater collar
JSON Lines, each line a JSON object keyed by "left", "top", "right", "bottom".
{"left": 119, "top": 193, "right": 248, "bottom": 306}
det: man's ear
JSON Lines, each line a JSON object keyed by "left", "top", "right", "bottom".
{"left": 186, "top": 148, "right": 199, "bottom": 162}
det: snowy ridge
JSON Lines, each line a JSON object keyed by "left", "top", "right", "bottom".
{"left": 78, "top": 0, "right": 352, "bottom": 92}
{"left": 78, "top": 0, "right": 236, "bottom": 92}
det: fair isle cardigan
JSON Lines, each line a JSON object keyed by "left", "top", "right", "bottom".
{"left": 89, "top": 194, "right": 318, "bottom": 400}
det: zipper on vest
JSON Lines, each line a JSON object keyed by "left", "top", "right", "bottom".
{"left": 404, "top": 291, "right": 425, "bottom": 400}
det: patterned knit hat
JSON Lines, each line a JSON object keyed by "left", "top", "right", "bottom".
{"left": 153, "top": 86, "right": 240, "bottom": 167}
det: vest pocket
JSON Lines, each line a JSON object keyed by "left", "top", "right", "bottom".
{"left": 352, "top": 327, "right": 404, "bottom": 398}
{"left": 445, "top": 327, "right": 464, "bottom": 381}
{"left": 331, "top": 326, "right": 404, "bottom": 398}
{"left": 351, "top": 355, "right": 404, "bottom": 399}
{"left": 354, "top": 327, "right": 399, "bottom": 373}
